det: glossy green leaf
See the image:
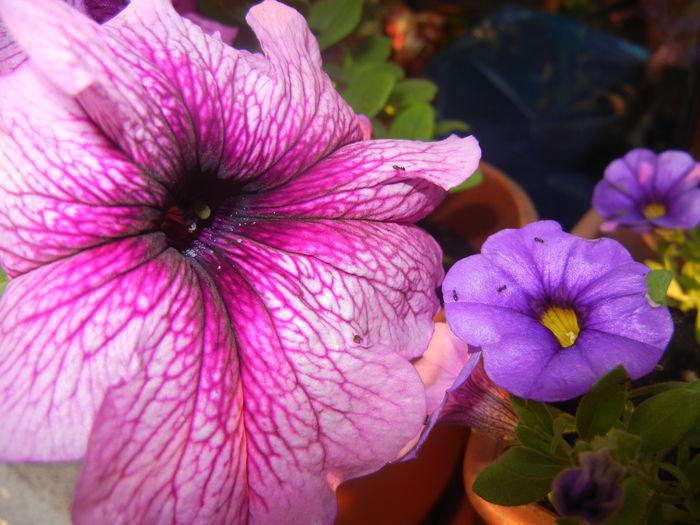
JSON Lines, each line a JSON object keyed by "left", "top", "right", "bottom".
{"left": 472, "top": 447, "right": 567, "bottom": 506}
{"left": 389, "top": 103, "right": 435, "bottom": 141}
{"left": 576, "top": 365, "right": 628, "bottom": 441}
{"left": 646, "top": 269, "right": 673, "bottom": 304}
{"left": 341, "top": 65, "right": 395, "bottom": 117}
{"left": 449, "top": 168, "right": 483, "bottom": 192}
{"left": 308, "top": 0, "right": 363, "bottom": 49}
{"left": 389, "top": 78, "right": 438, "bottom": 107}
{"left": 627, "top": 381, "right": 700, "bottom": 453}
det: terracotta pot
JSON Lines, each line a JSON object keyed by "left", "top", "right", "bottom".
{"left": 426, "top": 162, "right": 539, "bottom": 254}
{"left": 570, "top": 209, "right": 657, "bottom": 262}
{"left": 462, "top": 431, "right": 558, "bottom": 525}
{"left": 335, "top": 423, "right": 470, "bottom": 525}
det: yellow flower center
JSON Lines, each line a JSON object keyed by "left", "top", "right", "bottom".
{"left": 642, "top": 202, "right": 666, "bottom": 219}
{"left": 540, "top": 306, "right": 580, "bottom": 348}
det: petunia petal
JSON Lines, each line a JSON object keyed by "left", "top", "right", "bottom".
{"left": 0, "top": 0, "right": 364, "bottom": 189}
{"left": 0, "top": 236, "right": 175, "bottom": 461}
{"left": 71, "top": 217, "right": 435, "bottom": 524}
{"left": 0, "top": 66, "right": 167, "bottom": 276}
{"left": 0, "top": 20, "right": 25, "bottom": 74}
{"left": 413, "top": 323, "right": 473, "bottom": 415}
{"left": 248, "top": 135, "right": 481, "bottom": 222}
{"left": 72, "top": 261, "right": 254, "bottom": 525}
{"left": 196, "top": 218, "right": 443, "bottom": 361}
{"left": 400, "top": 323, "right": 478, "bottom": 459}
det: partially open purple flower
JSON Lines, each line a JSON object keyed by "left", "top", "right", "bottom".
{"left": 552, "top": 449, "right": 625, "bottom": 524}
{"left": 443, "top": 221, "right": 673, "bottom": 401}
{"left": 592, "top": 148, "right": 700, "bottom": 232}
{"left": 0, "top": 0, "right": 480, "bottom": 523}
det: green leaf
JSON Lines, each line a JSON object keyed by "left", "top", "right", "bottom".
{"left": 308, "top": 0, "right": 363, "bottom": 49}
{"left": 515, "top": 424, "right": 551, "bottom": 454}
{"left": 369, "top": 117, "right": 388, "bottom": 139}
{"left": 590, "top": 430, "right": 642, "bottom": 465}
{"left": 435, "top": 119, "right": 471, "bottom": 136}
{"left": 601, "top": 477, "right": 648, "bottom": 525}
{"left": 686, "top": 453, "right": 700, "bottom": 491}
{"left": 0, "top": 266, "right": 7, "bottom": 298}
{"left": 510, "top": 395, "right": 554, "bottom": 434}
{"left": 351, "top": 35, "right": 392, "bottom": 64}
{"left": 576, "top": 365, "right": 628, "bottom": 441}
{"left": 472, "top": 447, "right": 568, "bottom": 506}
{"left": 341, "top": 65, "right": 396, "bottom": 117}
{"left": 645, "top": 269, "right": 673, "bottom": 304}
{"left": 388, "top": 103, "right": 435, "bottom": 141}
{"left": 388, "top": 78, "right": 438, "bottom": 107}
{"left": 627, "top": 381, "right": 700, "bottom": 453}
{"left": 449, "top": 167, "right": 483, "bottom": 192}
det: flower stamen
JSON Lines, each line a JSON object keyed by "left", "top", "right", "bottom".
{"left": 642, "top": 202, "right": 666, "bottom": 219}
{"left": 540, "top": 306, "right": 579, "bottom": 348}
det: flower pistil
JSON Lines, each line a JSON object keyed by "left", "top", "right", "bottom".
{"left": 642, "top": 202, "right": 666, "bottom": 220}
{"left": 541, "top": 306, "right": 580, "bottom": 348}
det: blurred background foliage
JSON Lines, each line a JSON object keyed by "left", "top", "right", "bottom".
{"left": 196, "top": 0, "right": 699, "bottom": 225}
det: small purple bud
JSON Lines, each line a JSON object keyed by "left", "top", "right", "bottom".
{"left": 439, "top": 359, "right": 519, "bottom": 438}
{"left": 552, "top": 449, "right": 625, "bottom": 524}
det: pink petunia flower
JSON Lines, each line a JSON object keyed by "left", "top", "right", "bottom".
{"left": 0, "top": 0, "right": 480, "bottom": 523}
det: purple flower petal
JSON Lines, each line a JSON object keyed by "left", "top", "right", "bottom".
{"left": 444, "top": 221, "right": 673, "bottom": 401}
{"left": 0, "top": 237, "right": 173, "bottom": 460}
{"left": 497, "top": 335, "right": 600, "bottom": 401}
{"left": 0, "top": 66, "right": 167, "bottom": 276}
{"left": 652, "top": 150, "right": 700, "bottom": 196}
{"left": 658, "top": 188, "right": 700, "bottom": 230}
{"left": 593, "top": 148, "right": 700, "bottom": 231}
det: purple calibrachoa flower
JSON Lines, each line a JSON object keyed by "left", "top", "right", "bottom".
{"left": 552, "top": 449, "right": 625, "bottom": 524}
{"left": 593, "top": 148, "right": 700, "bottom": 232}
{"left": 0, "top": 0, "right": 481, "bottom": 523}
{"left": 443, "top": 221, "right": 673, "bottom": 402}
